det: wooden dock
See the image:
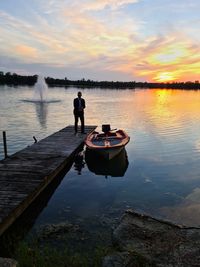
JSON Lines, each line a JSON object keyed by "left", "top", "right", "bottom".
{"left": 0, "top": 125, "right": 96, "bottom": 237}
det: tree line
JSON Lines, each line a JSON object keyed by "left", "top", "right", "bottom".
{"left": 0, "top": 72, "right": 37, "bottom": 86}
{"left": 0, "top": 71, "right": 200, "bottom": 90}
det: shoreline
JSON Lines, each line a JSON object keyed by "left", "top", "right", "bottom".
{"left": 2, "top": 209, "right": 200, "bottom": 266}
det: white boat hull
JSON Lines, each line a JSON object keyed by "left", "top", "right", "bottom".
{"left": 89, "top": 146, "right": 124, "bottom": 160}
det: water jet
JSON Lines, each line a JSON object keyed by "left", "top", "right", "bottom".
{"left": 23, "top": 75, "right": 61, "bottom": 103}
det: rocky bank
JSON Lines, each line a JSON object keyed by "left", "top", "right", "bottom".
{"left": 103, "top": 209, "right": 200, "bottom": 267}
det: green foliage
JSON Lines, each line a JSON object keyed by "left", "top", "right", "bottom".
{"left": 15, "top": 241, "right": 114, "bottom": 267}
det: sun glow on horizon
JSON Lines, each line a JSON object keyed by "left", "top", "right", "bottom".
{"left": 153, "top": 72, "right": 177, "bottom": 82}
{"left": 147, "top": 44, "right": 193, "bottom": 82}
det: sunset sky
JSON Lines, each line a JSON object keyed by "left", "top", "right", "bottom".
{"left": 0, "top": 0, "right": 200, "bottom": 82}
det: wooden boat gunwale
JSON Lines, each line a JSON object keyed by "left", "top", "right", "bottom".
{"left": 85, "top": 128, "right": 130, "bottom": 151}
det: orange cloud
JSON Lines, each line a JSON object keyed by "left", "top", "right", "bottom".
{"left": 64, "top": 0, "right": 139, "bottom": 12}
{"left": 1, "top": 4, "right": 200, "bottom": 82}
{"left": 148, "top": 43, "right": 189, "bottom": 65}
{"left": 15, "top": 45, "right": 38, "bottom": 58}
{"left": 114, "top": 35, "right": 200, "bottom": 82}
{"left": 153, "top": 72, "right": 178, "bottom": 82}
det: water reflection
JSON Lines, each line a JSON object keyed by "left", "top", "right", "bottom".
{"left": 2, "top": 86, "right": 200, "bottom": 228}
{"left": 160, "top": 187, "right": 200, "bottom": 227}
{"left": 85, "top": 148, "right": 129, "bottom": 178}
{"left": 74, "top": 151, "right": 85, "bottom": 175}
{"left": 35, "top": 102, "right": 48, "bottom": 128}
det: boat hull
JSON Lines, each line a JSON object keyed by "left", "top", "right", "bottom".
{"left": 87, "top": 146, "right": 123, "bottom": 160}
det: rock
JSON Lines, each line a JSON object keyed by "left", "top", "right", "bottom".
{"left": 102, "top": 251, "right": 153, "bottom": 267}
{"left": 104, "top": 209, "right": 200, "bottom": 267}
{"left": 37, "top": 221, "right": 80, "bottom": 239}
{"left": 0, "top": 257, "right": 18, "bottom": 267}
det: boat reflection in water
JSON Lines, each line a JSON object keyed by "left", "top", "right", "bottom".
{"left": 85, "top": 147, "right": 129, "bottom": 178}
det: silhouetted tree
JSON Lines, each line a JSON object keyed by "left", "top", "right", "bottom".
{"left": 1, "top": 71, "right": 200, "bottom": 90}
{"left": 0, "top": 72, "right": 37, "bottom": 86}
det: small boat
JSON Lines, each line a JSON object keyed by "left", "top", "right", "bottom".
{"left": 85, "top": 124, "right": 130, "bottom": 160}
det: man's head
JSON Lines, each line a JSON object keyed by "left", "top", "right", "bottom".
{"left": 77, "top": 91, "right": 82, "bottom": 98}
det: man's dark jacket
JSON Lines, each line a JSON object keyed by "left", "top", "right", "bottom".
{"left": 73, "top": 98, "right": 85, "bottom": 114}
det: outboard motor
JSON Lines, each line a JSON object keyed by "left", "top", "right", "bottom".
{"left": 102, "top": 124, "right": 111, "bottom": 134}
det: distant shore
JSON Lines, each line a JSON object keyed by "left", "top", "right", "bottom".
{"left": 1, "top": 71, "right": 200, "bottom": 90}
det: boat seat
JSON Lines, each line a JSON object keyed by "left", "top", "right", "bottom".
{"left": 107, "top": 132, "right": 117, "bottom": 137}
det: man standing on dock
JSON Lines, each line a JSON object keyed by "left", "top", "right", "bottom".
{"left": 73, "top": 91, "right": 86, "bottom": 134}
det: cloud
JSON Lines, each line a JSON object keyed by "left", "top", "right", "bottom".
{"left": 15, "top": 45, "right": 38, "bottom": 58}
{"left": 111, "top": 32, "right": 200, "bottom": 81}
{"left": 38, "top": 0, "right": 139, "bottom": 12}
{"left": 80, "top": 0, "right": 139, "bottom": 11}
{"left": 1, "top": 1, "right": 200, "bottom": 81}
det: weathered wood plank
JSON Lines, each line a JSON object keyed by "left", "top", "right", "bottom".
{"left": 0, "top": 125, "right": 96, "bottom": 236}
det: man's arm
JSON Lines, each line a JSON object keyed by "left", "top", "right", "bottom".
{"left": 82, "top": 99, "right": 86, "bottom": 109}
{"left": 73, "top": 98, "right": 77, "bottom": 108}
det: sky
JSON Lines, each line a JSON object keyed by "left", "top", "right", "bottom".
{"left": 0, "top": 0, "right": 200, "bottom": 82}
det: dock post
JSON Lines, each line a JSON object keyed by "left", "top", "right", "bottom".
{"left": 3, "top": 131, "right": 8, "bottom": 159}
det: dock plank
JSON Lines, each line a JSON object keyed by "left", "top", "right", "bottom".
{"left": 0, "top": 125, "right": 96, "bottom": 236}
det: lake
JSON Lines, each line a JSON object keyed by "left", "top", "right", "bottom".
{"left": 1, "top": 85, "right": 200, "bottom": 253}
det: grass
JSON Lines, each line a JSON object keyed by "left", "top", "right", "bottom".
{"left": 14, "top": 241, "right": 114, "bottom": 267}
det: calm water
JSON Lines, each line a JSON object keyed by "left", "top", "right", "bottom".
{"left": 1, "top": 85, "right": 200, "bottom": 237}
